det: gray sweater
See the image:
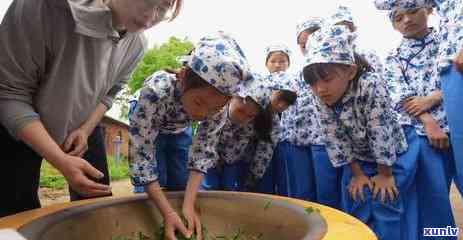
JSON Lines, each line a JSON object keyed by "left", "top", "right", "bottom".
{"left": 0, "top": 0, "right": 147, "bottom": 144}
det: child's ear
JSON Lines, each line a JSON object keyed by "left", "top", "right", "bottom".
{"left": 348, "top": 64, "right": 358, "bottom": 80}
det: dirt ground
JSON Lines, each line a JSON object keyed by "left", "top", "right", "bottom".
{"left": 39, "top": 179, "right": 463, "bottom": 239}
{"left": 38, "top": 179, "right": 135, "bottom": 206}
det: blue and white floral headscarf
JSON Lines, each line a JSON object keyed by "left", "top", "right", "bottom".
{"left": 185, "top": 32, "right": 253, "bottom": 95}
{"left": 330, "top": 5, "right": 355, "bottom": 26}
{"left": 237, "top": 76, "right": 273, "bottom": 108}
{"left": 296, "top": 17, "right": 326, "bottom": 41}
{"left": 329, "top": 5, "right": 358, "bottom": 41}
{"left": 373, "top": 0, "right": 435, "bottom": 21}
{"left": 304, "top": 25, "right": 355, "bottom": 67}
{"left": 266, "top": 71, "right": 299, "bottom": 93}
{"left": 374, "top": 0, "right": 434, "bottom": 10}
{"left": 265, "top": 44, "right": 292, "bottom": 60}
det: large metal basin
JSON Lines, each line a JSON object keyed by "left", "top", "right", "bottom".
{"left": 0, "top": 191, "right": 377, "bottom": 240}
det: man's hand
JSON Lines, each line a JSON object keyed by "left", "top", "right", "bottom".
{"left": 17, "top": 120, "right": 111, "bottom": 197}
{"left": 53, "top": 153, "right": 112, "bottom": 197}
{"left": 62, "top": 103, "right": 108, "bottom": 156}
{"left": 63, "top": 128, "right": 89, "bottom": 157}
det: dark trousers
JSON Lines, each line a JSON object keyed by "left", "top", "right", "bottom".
{"left": 0, "top": 125, "right": 110, "bottom": 218}
{"left": 68, "top": 126, "right": 111, "bottom": 201}
{"left": 0, "top": 126, "right": 43, "bottom": 217}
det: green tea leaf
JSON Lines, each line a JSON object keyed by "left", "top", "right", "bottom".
{"left": 305, "top": 206, "right": 321, "bottom": 215}
{"left": 263, "top": 201, "right": 272, "bottom": 211}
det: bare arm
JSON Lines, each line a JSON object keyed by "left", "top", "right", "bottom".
{"left": 18, "top": 121, "right": 71, "bottom": 169}
{"left": 183, "top": 171, "right": 204, "bottom": 209}
{"left": 146, "top": 182, "right": 177, "bottom": 216}
{"left": 182, "top": 171, "right": 204, "bottom": 239}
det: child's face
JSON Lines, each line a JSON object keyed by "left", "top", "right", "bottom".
{"left": 228, "top": 97, "right": 260, "bottom": 125}
{"left": 111, "top": 0, "right": 174, "bottom": 32}
{"left": 266, "top": 52, "right": 289, "bottom": 73}
{"left": 392, "top": 8, "right": 431, "bottom": 39}
{"left": 311, "top": 66, "right": 357, "bottom": 106}
{"left": 270, "top": 91, "right": 290, "bottom": 113}
{"left": 181, "top": 86, "right": 230, "bottom": 121}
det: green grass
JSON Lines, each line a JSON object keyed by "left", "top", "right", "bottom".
{"left": 39, "top": 155, "right": 130, "bottom": 190}
{"left": 39, "top": 161, "right": 67, "bottom": 189}
{"left": 108, "top": 155, "right": 130, "bottom": 181}
{"left": 192, "top": 121, "right": 198, "bottom": 135}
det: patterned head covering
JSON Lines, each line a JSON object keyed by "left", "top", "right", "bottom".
{"left": 236, "top": 76, "right": 273, "bottom": 108}
{"left": 176, "top": 55, "right": 190, "bottom": 65}
{"left": 373, "top": 0, "right": 434, "bottom": 21}
{"left": 185, "top": 32, "right": 253, "bottom": 95}
{"left": 266, "top": 71, "right": 299, "bottom": 93}
{"left": 296, "top": 17, "right": 326, "bottom": 41}
{"left": 330, "top": 5, "right": 355, "bottom": 26}
{"left": 304, "top": 25, "right": 355, "bottom": 68}
{"left": 374, "top": 0, "right": 434, "bottom": 10}
{"left": 265, "top": 44, "right": 292, "bottom": 61}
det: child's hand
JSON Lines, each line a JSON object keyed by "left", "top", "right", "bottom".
{"left": 348, "top": 174, "right": 373, "bottom": 202}
{"left": 422, "top": 116, "right": 449, "bottom": 149}
{"left": 371, "top": 173, "right": 399, "bottom": 204}
{"left": 404, "top": 96, "right": 436, "bottom": 117}
{"left": 182, "top": 204, "right": 202, "bottom": 240}
{"left": 163, "top": 211, "right": 189, "bottom": 240}
{"left": 454, "top": 47, "right": 463, "bottom": 73}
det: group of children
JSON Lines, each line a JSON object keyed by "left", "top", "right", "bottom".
{"left": 128, "top": 1, "right": 463, "bottom": 239}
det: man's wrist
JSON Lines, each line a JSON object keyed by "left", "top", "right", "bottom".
{"left": 46, "top": 149, "right": 69, "bottom": 173}
{"left": 79, "top": 124, "right": 94, "bottom": 136}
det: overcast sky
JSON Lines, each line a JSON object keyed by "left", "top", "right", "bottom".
{"left": 0, "top": 0, "right": 439, "bottom": 119}
{"left": 141, "top": 0, "right": 407, "bottom": 73}
{"left": 0, "top": 0, "right": 439, "bottom": 73}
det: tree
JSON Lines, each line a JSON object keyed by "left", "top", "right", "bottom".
{"left": 115, "top": 37, "right": 194, "bottom": 120}
{"left": 128, "top": 37, "right": 194, "bottom": 94}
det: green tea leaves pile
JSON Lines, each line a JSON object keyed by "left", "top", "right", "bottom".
{"left": 111, "top": 199, "right": 322, "bottom": 240}
{"left": 112, "top": 228, "right": 263, "bottom": 240}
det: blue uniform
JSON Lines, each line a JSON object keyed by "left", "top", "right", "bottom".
{"left": 381, "top": 0, "right": 463, "bottom": 198}
{"left": 129, "top": 71, "right": 192, "bottom": 192}
{"left": 434, "top": 0, "right": 463, "bottom": 197}
{"left": 320, "top": 71, "right": 418, "bottom": 240}
{"left": 304, "top": 24, "right": 421, "bottom": 240}
{"left": 384, "top": 28, "right": 455, "bottom": 239}
{"left": 269, "top": 71, "right": 341, "bottom": 207}
{"left": 191, "top": 78, "right": 276, "bottom": 191}
{"left": 199, "top": 115, "right": 255, "bottom": 191}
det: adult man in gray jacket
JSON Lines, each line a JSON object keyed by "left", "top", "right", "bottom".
{"left": 0, "top": 0, "right": 182, "bottom": 217}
